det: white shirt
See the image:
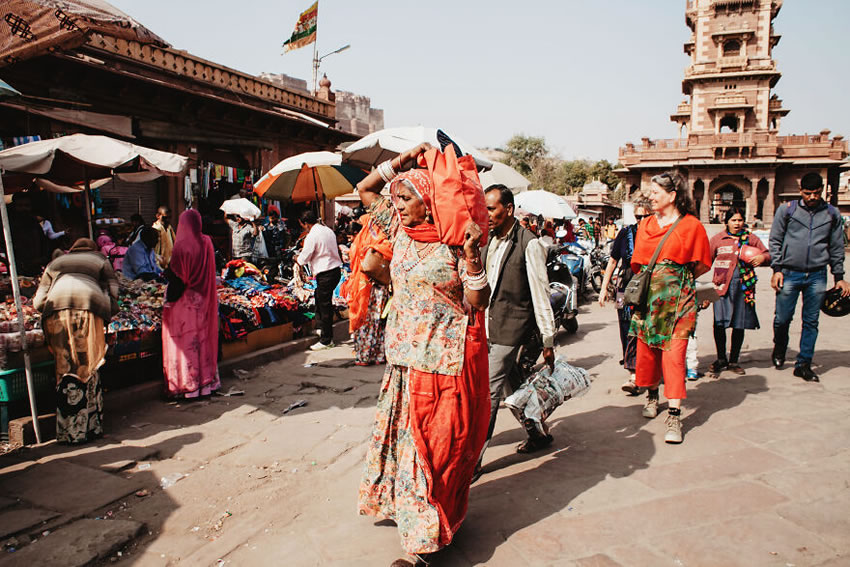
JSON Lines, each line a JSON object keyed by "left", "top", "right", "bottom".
{"left": 40, "top": 219, "right": 65, "bottom": 240}
{"left": 485, "top": 221, "right": 557, "bottom": 348}
{"left": 297, "top": 223, "right": 342, "bottom": 275}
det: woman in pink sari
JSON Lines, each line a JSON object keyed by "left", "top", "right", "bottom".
{"left": 162, "top": 209, "right": 220, "bottom": 398}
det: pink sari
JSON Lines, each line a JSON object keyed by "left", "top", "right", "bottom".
{"left": 162, "top": 210, "right": 220, "bottom": 397}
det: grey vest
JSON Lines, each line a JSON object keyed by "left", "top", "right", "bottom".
{"left": 483, "top": 222, "right": 537, "bottom": 346}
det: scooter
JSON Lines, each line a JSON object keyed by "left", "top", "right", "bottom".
{"left": 553, "top": 241, "right": 592, "bottom": 299}
{"left": 546, "top": 247, "right": 579, "bottom": 334}
{"left": 588, "top": 243, "right": 609, "bottom": 294}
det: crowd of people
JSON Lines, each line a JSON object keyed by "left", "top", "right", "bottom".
{"left": 5, "top": 147, "right": 848, "bottom": 566}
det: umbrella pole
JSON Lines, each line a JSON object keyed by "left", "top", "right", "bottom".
{"left": 311, "top": 168, "right": 325, "bottom": 223}
{"left": 0, "top": 172, "right": 42, "bottom": 444}
{"left": 84, "top": 176, "right": 94, "bottom": 239}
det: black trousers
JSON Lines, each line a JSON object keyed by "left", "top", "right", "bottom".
{"left": 315, "top": 267, "right": 341, "bottom": 345}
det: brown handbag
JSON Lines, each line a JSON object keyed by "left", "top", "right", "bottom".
{"left": 361, "top": 248, "right": 391, "bottom": 285}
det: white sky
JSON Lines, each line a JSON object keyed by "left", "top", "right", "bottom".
{"left": 110, "top": 0, "right": 850, "bottom": 162}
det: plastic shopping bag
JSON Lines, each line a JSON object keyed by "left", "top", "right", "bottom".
{"left": 504, "top": 357, "right": 592, "bottom": 437}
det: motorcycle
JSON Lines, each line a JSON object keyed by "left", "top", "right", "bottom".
{"left": 552, "top": 241, "right": 592, "bottom": 299}
{"left": 546, "top": 247, "right": 579, "bottom": 334}
{"left": 588, "top": 243, "right": 610, "bottom": 294}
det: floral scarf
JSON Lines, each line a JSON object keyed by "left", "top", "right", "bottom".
{"left": 730, "top": 230, "right": 757, "bottom": 306}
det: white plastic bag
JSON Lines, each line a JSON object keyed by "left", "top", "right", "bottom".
{"left": 504, "top": 357, "right": 592, "bottom": 437}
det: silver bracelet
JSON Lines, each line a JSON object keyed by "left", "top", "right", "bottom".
{"left": 377, "top": 160, "right": 397, "bottom": 183}
{"left": 463, "top": 269, "right": 488, "bottom": 291}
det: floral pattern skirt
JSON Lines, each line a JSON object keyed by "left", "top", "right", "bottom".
{"left": 358, "top": 364, "right": 442, "bottom": 554}
{"left": 44, "top": 309, "right": 107, "bottom": 444}
{"left": 353, "top": 285, "right": 389, "bottom": 365}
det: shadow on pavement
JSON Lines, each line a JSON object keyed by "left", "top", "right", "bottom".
{"left": 453, "top": 368, "right": 768, "bottom": 565}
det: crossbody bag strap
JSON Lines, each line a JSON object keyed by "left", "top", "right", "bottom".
{"left": 645, "top": 216, "right": 684, "bottom": 273}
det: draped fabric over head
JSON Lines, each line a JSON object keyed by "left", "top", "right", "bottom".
{"left": 390, "top": 170, "right": 440, "bottom": 243}
{"left": 170, "top": 209, "right": 216, "bottom": 295}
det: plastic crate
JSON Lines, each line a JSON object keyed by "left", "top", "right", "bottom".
{"left": 0, "top": 361, "right": 56, "bottom": 402}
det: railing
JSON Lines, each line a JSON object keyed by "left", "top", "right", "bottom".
{"left": 717, "top": 55, "right": 748, "bottom": 69}
{"left": 86, "top": 34, "right": 336, "bottom": 120}
{"left": 713, "top": 94, "right": 748, "bottom": 106}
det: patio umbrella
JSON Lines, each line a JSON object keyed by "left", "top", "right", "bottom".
{"left": 254, "top": 151, "right": 367, "bottom": 203}
{"left": 219, "top": 198, "right": 261, "bottom": 220}
{"left": 0, "top": 78, "right": 21, "bottom": 98}
{"left": 342, "top": 126, "right": 493, "bottom": 172}
{"left": 0, "top": 134, "right": 187, "bottom": 444}
{"left": 478, "top": 162, "right": 530, "bottom": 193}
{"left": 515, "top": 190, "right": 577, "bottom": 219}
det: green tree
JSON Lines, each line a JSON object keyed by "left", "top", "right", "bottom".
{"left": 502, "top": 135, "right": 548, "bottom": 176}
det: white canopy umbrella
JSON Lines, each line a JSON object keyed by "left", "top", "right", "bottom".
{"left": 515, "top": 190, "right": 577, "bottom": 219}
{"left": 342, "top": 126, "right": 493, "bottom": 171}
{"left": 0, "top": 134, "right": 187, "bottom": 443}
{"left": 478, "top": 162, "right": 530, "bottom": 193}
{"left": 220, "top": 198, "right": 261, "bottom": 221}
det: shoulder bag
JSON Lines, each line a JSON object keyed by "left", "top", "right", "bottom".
{"left": 623, "top": 217, "right": 683, "bottom": 312}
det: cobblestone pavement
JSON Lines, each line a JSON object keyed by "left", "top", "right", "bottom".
{"left": 1, "top": 266, "right": 848, "bottom": 567}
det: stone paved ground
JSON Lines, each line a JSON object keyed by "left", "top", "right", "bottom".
{"left": 1, "top": 265, "right": 848, "bottom": 567}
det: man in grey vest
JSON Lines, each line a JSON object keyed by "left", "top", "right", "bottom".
{"left": 480, "top": 185, "right": 557, "bottom": 465}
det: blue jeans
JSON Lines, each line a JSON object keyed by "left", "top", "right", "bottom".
{"left": 773, "top": 268, "right": 827, "bottom": 366}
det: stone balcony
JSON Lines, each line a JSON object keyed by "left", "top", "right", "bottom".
{"left": 712, "top": 94, "right": 750, "bottom": 107}
{"left": 619, "top": 131, "right": 847, "bottom": 166}
{"left": 718, "top": 55, "right": 748, "bottom": 69}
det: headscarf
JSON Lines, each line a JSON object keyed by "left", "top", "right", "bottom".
{"left": 170, "top": 209, "right": 216, "bottom": 296}
{"left": 390, "top": 170, "right": 440, "bottom": 243}
{"left": 69, "top": 238, "right": 98, "bottom": 253}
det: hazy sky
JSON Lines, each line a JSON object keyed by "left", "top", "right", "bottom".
{"left": 110, "top": 0, "right": 849, "bottom": 162}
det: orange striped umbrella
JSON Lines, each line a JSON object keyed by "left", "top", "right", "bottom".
{"left": 254, "top": 151, "right": 366, "bottom": 203}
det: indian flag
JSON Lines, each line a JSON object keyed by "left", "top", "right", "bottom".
{"left": 282, "top": 2, "right": 318, "bottom": 52}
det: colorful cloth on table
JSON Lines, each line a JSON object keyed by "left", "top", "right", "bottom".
{"left": 353, "top": 284, "right": 388, "bottom": 365}
{"left": 359, "top": 195, "right": 489, "bottom": 553}
{"left": 56, "top": 372, "right": 103, "bottom": 444}
{"left": 164, "top": 210, "right": 220, "bottom": 398}
{"left": 43, "top": 309, "right": 107, "bottom": 384}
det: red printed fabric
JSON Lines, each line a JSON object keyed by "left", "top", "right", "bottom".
{"left": 406, "top": 309, "right": 490, "bottom": 548}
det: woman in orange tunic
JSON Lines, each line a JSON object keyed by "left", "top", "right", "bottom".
{"left": 355, "top": 144, "right": 491, "bottom": 566}
{"left": 630, "top": 172, "right": 711, "bottom": 444}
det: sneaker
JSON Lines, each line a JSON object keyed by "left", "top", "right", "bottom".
{"left": 664, "top": 413, "right": 683, "bottom": 444}
{"left": 309, "top": 341, "right": 334, "bottom": 351}
{"left": 621, "top": 379, "right": 641, "bottom": 396}
{"left": 642, "top": 394, "right": 659, "bottom": 419}
{"left": 793, "top": 363, "right": 819, "bottom": 382}
{"left": 686, "top": 369, "right": 699, "bottom": 381}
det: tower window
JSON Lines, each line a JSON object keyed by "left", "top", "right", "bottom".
{"left": 723, "top": 40, "right": 741, "bottom": 56}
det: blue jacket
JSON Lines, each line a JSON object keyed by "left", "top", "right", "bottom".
{"left": 769, "top": 199, "right": 844, "bottom": 279}
{"left": 122, "top": 240, "right": 161, "bottom": 280}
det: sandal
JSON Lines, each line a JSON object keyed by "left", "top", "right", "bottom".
{"left": 709, "top": 359, "right": 728, "bottom": 375}
{"left": 516, "top": 434, "right": 554, "bottom": 454}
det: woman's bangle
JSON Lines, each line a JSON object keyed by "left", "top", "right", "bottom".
{"left": 377, "top": 160, "right": 397, "bottom": 183}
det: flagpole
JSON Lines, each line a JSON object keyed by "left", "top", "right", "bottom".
{"left": 311, "top": 1, "right": 319, "bottom": 95}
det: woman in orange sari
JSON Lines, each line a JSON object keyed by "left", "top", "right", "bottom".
{"left": 355, "top": 144, "right": 491, "bottom": 566}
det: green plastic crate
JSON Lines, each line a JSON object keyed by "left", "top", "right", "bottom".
{"left": 0, "top": 361, "right": 56, "bottom": 402}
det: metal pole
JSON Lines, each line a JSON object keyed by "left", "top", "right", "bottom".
{"left": 84, "top": 175, "right": 94, "bottom": 239}
{"left": 0, "top": 172, "right": 42, "bottom": 444}
{"left": 311, "top": 41, "right": 319, "bottom": 95}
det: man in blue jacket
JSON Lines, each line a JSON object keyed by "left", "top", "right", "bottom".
{"left": 769, "top": 172, "right": 849, "bottom": 382}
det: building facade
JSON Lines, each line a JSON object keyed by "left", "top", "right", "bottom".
{"left": 616, "top": 0, "right": 848, "bottom": 222}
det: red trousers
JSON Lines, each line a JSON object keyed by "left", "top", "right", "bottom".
{"left": 634, "top": 338, "right": 688, "bottom": 400}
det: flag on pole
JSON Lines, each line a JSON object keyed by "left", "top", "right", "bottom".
{"left": 282, "top": 2, "right": 318, "bottom": 52}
